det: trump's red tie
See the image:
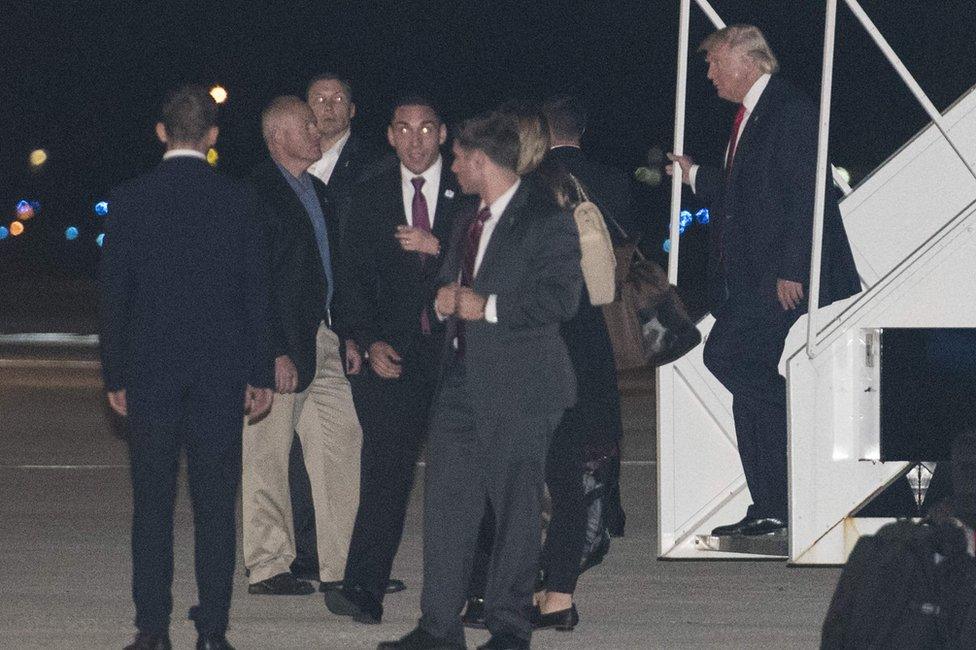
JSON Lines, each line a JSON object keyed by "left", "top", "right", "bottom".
{"left": 725, "top": 104, "right": 747, "bottom": 174}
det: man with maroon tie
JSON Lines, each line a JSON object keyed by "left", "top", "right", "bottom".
{"left": 667, "top": 25, "right": 859, "bottom": 538}
{"left": 379, "top": 110, "right": 582, "bottom": 650}
{"left": 325, "top": 96, "right": 461, "bottom": 625}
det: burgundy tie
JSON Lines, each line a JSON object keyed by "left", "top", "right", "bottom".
{"left": 411, "top": 177, "right": 434, "bottom": 334}
{"left": 725, "top": 104, "right": 747, "bottom": 173}
{"left": 456, "top": 206, "right": 493, "bottom": 355}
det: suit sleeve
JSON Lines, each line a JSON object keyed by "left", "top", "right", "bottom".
{"left": 694, "top": 164, "right": 724, "bottom": 206}
{"left": 340, "top": 191, "right": 382, "bottom": 350}
{"left": 98, "top": 190, "right": 134, "bottom": 391}
{"left": 495, "top": 210, "right": 582, "bottom": 329}
{"left": 243, "top": 189, "right": 275, "bottom": 389}
{"left": 773, "top": 99, "right": 819, "bottom": 284}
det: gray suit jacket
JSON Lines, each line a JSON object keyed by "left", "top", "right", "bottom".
{"left": 436, "top": 179, "right": 582, "bottom": 424}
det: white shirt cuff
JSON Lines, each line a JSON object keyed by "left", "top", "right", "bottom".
{"left": 484, "top": 294, "right": 498, "bottom": 323}
{"left": 689, "top": 164, "right": 699, "bottom": 194}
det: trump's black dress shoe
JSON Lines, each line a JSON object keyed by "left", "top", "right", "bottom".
{"left": 376, "top": 626, "right": 465, "bottom": 649}
{"left": 247, "top": 572, "right": 315, "bottom": 595}
{"left": 461, "top": 597, "right": 486, "bottom": 629}
{"left": 124, "top": 631, "right": 171, "bottom": 650}
{"left": 531, "top": 603, "right": 579, "bottom": 631}
{"left": 196, "top": 633, "right": 234, "bottom": 650}
{"left": 324, "top": 585, "right": 383, "bottom": 624}
{"left": 710, "top": 515, "right": 752, "bottom": 536}
{"left": 740, "top": 517, "right": 787, "bottom": 537}
{"left": 476, "top": 633, "right": 530, "bottom": 649}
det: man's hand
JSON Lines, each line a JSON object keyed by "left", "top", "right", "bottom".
{"left": 457, "top": 287, "right": 487, "bottom": 321}
{"left": 244, "top": 385, "right": 274, "bottom": 424}
{"left": 344, "top": 339, "right": 362, "bottom": 375}
{"left": 665, "top": 153, "right": 694, "bottom": 185}
{"left": 395, "top": 226, "right": 440, "bottom": 255}
{"left": 274, "top": 355, "right": 299, "bottom": 394}
{"left": 777, "top": 279, "right": 805, "bottom": 311}
{"left": 435, "top": 283, "right": 460, "bottom": 318}
{"left": 107, "top": 389, "right": 127, "bottom": 417}
{"left": 368, "top": 341, "right": 403, "bottom": 379}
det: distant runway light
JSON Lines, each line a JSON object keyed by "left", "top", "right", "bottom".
{"left": 96, "top": 233, "right": 105, "bottom": 247}
{"left": 29, "top": 149, "right": 48, "bottom": 169}
{"left": 16, "top": 200, "right": 34, "bottom": 220}
{"left": 0, "top": 227, "right": 8, "bottom": 240}
{"left": 207, "top": 147, "right": 219, "bottom": 167}
{"left": 65, "top": 226, "right": 79, "bottom": 240}
{"left": 210, "top": 85, "right": 228, "bottom": 104}
{"left": 94, "top": 201, "right": 109, "bottom": 216}
{"left": 10, "top": 221, "right": 25, "bottom": 236}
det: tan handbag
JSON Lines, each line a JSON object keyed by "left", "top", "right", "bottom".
{"left": 569, "top": 176, "right": 616, "bottom": 306}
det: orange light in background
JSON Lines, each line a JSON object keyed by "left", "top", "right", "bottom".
{"left": 209, "top": 85, "right": 228, "bottom": 104}
{"left": 207, "top": 147, "right": 219, "bottom": 167}
{"left": 29, "top": 149, "right": 48, "bottom": 170}
{"left": 10, "top": 221, "right": 25, "bottom": 236}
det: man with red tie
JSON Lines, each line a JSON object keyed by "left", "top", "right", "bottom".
{"left": 325, "top": 96, "right": 462, "bottom": 624}
{"left": 668, "top": 25, "right": 859, "bottom": 538}
{"left": 379, "top": 110, "right": 581, "bottom": 650}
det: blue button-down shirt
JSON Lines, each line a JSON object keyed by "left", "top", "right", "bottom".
{"left": 276, "top": 163, "right": 334, "bottom": 311}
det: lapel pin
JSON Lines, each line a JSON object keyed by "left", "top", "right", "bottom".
{"left": 444, "top": 189, "right": 455, "bottom": 199}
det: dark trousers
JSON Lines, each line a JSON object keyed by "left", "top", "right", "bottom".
{"left": 468, "top": 408, "right": 588, "bottom": 599}
{"left": 702, "top": 297, "right": 800, "bottom": 520}
{"left": 343, "top": 370, "right": 433, "bottom": 599}
{"left": 420, "top": 363, "right": 560, "bottom": 645}
{"left": 289, "top": 434, "right": 317, "bottom": 572}
{"left": 127, "top": 393, "right": 242, "bottom": 636}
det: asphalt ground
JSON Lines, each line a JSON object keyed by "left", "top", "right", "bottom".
{"left": 0, "top": 343, "right": 841, "bottom": 649}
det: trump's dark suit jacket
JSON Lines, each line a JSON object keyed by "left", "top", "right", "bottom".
{"left": 248, "top": 158, "right": 349, "bottom": 392}
{"left": 695, "top": 74, "right": 860, "bottom": 314}
{"left": 99, "top": 155, "right": 273, "bottom": 402}
{"left": 436, "top": 179, "right": 582, "bottom": 421}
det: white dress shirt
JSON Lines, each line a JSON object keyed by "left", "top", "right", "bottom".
{"left": 308, "top": 129, "right": 351, "bottom": 185}
{"left": 476, "top": 178, "right": 521, "bottom": 324}
{"left": 162, "top": 149, "right": 207, "bottom": 161}
{"left": 400, "top": 156, "right": 443, "bottom": 227}
{"left": 690, "top": 73, "right": 771, "bottom": 193}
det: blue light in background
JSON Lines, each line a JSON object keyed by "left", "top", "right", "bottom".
{"left": 695, "top": 208, "right": 710, "bottom": 224}
{"left": 16, "top": 200, "right": 31, "bottom": 215}
{"left": 65, "top": 226, "right": 79, "bottom": 240}
{"left": 96, "top": 233, "right": 105, "bottom": 247}
{"left": 662, "top": 238, "right": 671, "bottom": 253}
{"left": 29, "top": 200, "right": 41, "bottom": 212}
{"left": 94, "top": 201, "right": 109, "bottom": 216}
{"left": 0, "top": 227, "right": 8, "bottom": 240}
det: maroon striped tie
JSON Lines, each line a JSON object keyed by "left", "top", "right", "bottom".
{"left": 456, "top": 206, "right": 493, "bottom": 355}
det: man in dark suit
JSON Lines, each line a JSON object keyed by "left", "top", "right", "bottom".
{"left": 379, "top": 110, "right": 582, "bottom": 650}
{"left": 290, "top": 73, "right": 382, "bottom": 579}
{"left": 667, "top": 25, "right": 860, "bottom": 537}
{"left": 240, "top": 97, "right": 363, "bottom": 596}
{"left": 100, "top": 85, "right": 274, "bottom": 650}
{"left": 323, "top": 96, "right": 460, "bottom": 624}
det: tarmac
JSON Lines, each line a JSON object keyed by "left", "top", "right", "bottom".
{"left": 0, "top": 346, "right": 842, "bottom": 650}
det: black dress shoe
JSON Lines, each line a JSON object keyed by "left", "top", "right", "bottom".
{"left": 386, "top": 578, "right": 407, "bottom": 593}
{"left": 324, "top": 585, "right": 383, "bottom": 624}
{"left": 247, "top": 572, "right": 315, "bottom": 595}
{"left": 124, "top": 631, "right": 171, "bottom": 650}
{"left": 476, "top": 633, "right": 530, "bottom": 649}
{"left": 196, "top": 633, "right": 234, "bottom": 650}
{"left": 740, "top": 517, "right": 787, "bottom": 537}
{"left": 376, "top": 626, "right": 465, "bottom": 649}
{"left": 461, "top": 597, "right": 486, "bottom": 629}
{"left": 319, "top": 580, "right": 343, "bottom": 592}
{"left": 710, "top": 515, "right": 753, "bottom": 536}
{"left": 532, "top": 603, "right": 579, "bottom": 631}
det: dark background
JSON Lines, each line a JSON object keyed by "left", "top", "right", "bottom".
{"left": 2, "top": 0, "right": 975, "bottom": 291}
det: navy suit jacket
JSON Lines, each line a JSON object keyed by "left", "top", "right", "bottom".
{"left": 99, "top": 155, "right": 274, "bottom": 403}
{"left": 695, "top": 75, "right": 861, "bottom": 314}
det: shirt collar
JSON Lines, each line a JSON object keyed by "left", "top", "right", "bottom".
{"left": 400, "top": 155, "right": 443, "bottom": 186}
{"left": 162, "top": 149, "right": 207, "bottom": 161}
{"left": 274, "top": 161, "right": 312, "bottom": 189}
{"left": 743, "top": 74, "right": 771, "bottom": 113}
{"left": 482, "top": 178, "right": 521, "bottom": 219}
{"left": 323, "top": 129, "right": 351, "bottom": 158}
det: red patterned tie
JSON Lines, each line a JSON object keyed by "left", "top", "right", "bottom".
{"left": 456, "top": 206, "right": 493, "bottom": 355}
{"left": 725, "top": 104, "right": 746, "bottom": 174}
{"left": 411, "top": 177, "right": 433, "bottom": 334}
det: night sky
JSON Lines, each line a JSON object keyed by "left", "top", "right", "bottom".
{"left": 3, "top": 0, "right": 975, "bottom": 280}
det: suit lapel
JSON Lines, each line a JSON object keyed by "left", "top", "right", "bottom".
{"left": 473, "top": 182, "right": 527, "bottom": 288}
{"left": 266, "top": 162, "right": 318, "bottom": 242}
{"left": 432, "top": 168, "right": 457, "bottom": 244}
{"left": 728, "top": 77, "right": 776, "bottom": 187}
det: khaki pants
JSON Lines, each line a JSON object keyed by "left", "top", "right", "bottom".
{"left": 242, "top": 324, "right": 362, "bottom": 583}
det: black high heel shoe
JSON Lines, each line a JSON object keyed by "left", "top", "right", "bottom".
{"left": 531, "top": 603, "right": 579, "bottom": 631}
